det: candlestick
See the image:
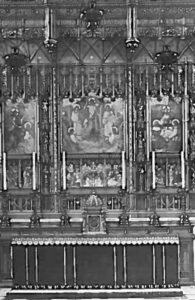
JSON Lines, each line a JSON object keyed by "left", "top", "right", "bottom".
{"left": 11, "top": 73, "right": 13, "bottom": 99}
{"left": 192, "top": 65, "right": 195, "bottom": 86}
{"left": 152, "top": 151, "right": 155, "bottom": 189}
{"left": 0, "top": 106, "right": 2, "bottom": 159}
{"left": 112, "top": 69, "right": 115, "bottom": 97}
{"left": 146, "top": 64, "right": 149, "bottom": 96}
{"left": 184, "top": 60, "right": 188, "bottom": 96}
{"left": 69, "top": 68, "right": 72, "bottom": 99}
{"left": 171, "top": 72, "right": 174, "bottom": 96}
{"left": 122, "top": 151, "right": 126, "bottom": 189}
{"left": 36, "top": 67, "right": 39, "bottom": 98}
{"left": 62, "top": 151, "right": 66, "bottom": 190}
{"left": 32, "top": 152, "right": 36, "bottom": 190}
{"left": 3, "top": 152, "right": 7, "bottom": 190}
{"left": 159, "top": 72, "right": 162, "bottom": 96}
{"left": 99, "top": 67, "right": 103, "bottom": 98}
{"left": 28, "top": 66, "right": 31, "bottom": 89}
{"left": 36, "top": 103, "right": 40, "bottom": 161}
{"left": 10, "top": 245, "right": 13, "bottom": 279}
{"left": 23, "top": 71, "right": 26, "bottom": 99}
{"left": 178, "top": 66, "right": 182, "bottom": 86}
{"left": 181, "top": 151, "right": 185, "bottom": 188}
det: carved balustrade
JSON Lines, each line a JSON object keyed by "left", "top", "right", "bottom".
{"left": 61, "top": 194, "right": 122, "bottom": 211}
{"left": 8, "top": 195, "right": 34, "bottom": 212}
{"left": 0, "top": 193, "right": 41, "bottom": 213}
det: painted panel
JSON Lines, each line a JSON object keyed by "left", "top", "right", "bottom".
{"left": 66, "top": 158, "right": 122, "bottom": 188}
{"left": 4, "top": 96, "right": 37, "bottom": 154}
{"left": 61, "top": 96, "right": 124, "bottom": 153}
{"left": 150, "top": 92, "right": 182, "bottom": 153}
{"left": 155, "top": 157, "right": 181, "bottom": 188}
{"left": 7, "top": 159, "right": 32, "bottom": 189}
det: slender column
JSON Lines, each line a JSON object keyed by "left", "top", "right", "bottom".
{"left": 25, "top": 247, "right": 29, "bottom": 284}
{"left": 35, "top": 246, "right": 38, "bottom": 284}
{"left": 63, "top": 246, "right": 67, "bottom": 285}
{"left": 162, "top": 245, "right": 166, "bottom": 284}
{"left": 152, "top": 245, "right": 156, "bottom": 285}
{"left": 73, "top": 246, "right": 76, "bottom": 286}
{"left": 52, "top": 66, "right": 58, "bottom": 194}
{"left": 193, "top": 239, "right": 195, "bottom": 282}
{"left": 123, "top": 245, "right": 127, "bottom": 286}
{"left": 178, "top": 243, "right": 181, "bottom": 283}
{"left": 113, "top": 246, "right": 117, "bottom": 287}
{"left": 128, "top": 66, "right": 133, "bottom": 193}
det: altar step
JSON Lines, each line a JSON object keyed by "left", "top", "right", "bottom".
{"left": 5, "top": 288, "right": 184, "bottom": 299}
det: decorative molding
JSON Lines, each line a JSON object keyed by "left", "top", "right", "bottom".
{"left": 11, "top": 235, "right": 179, "bottom": 245}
